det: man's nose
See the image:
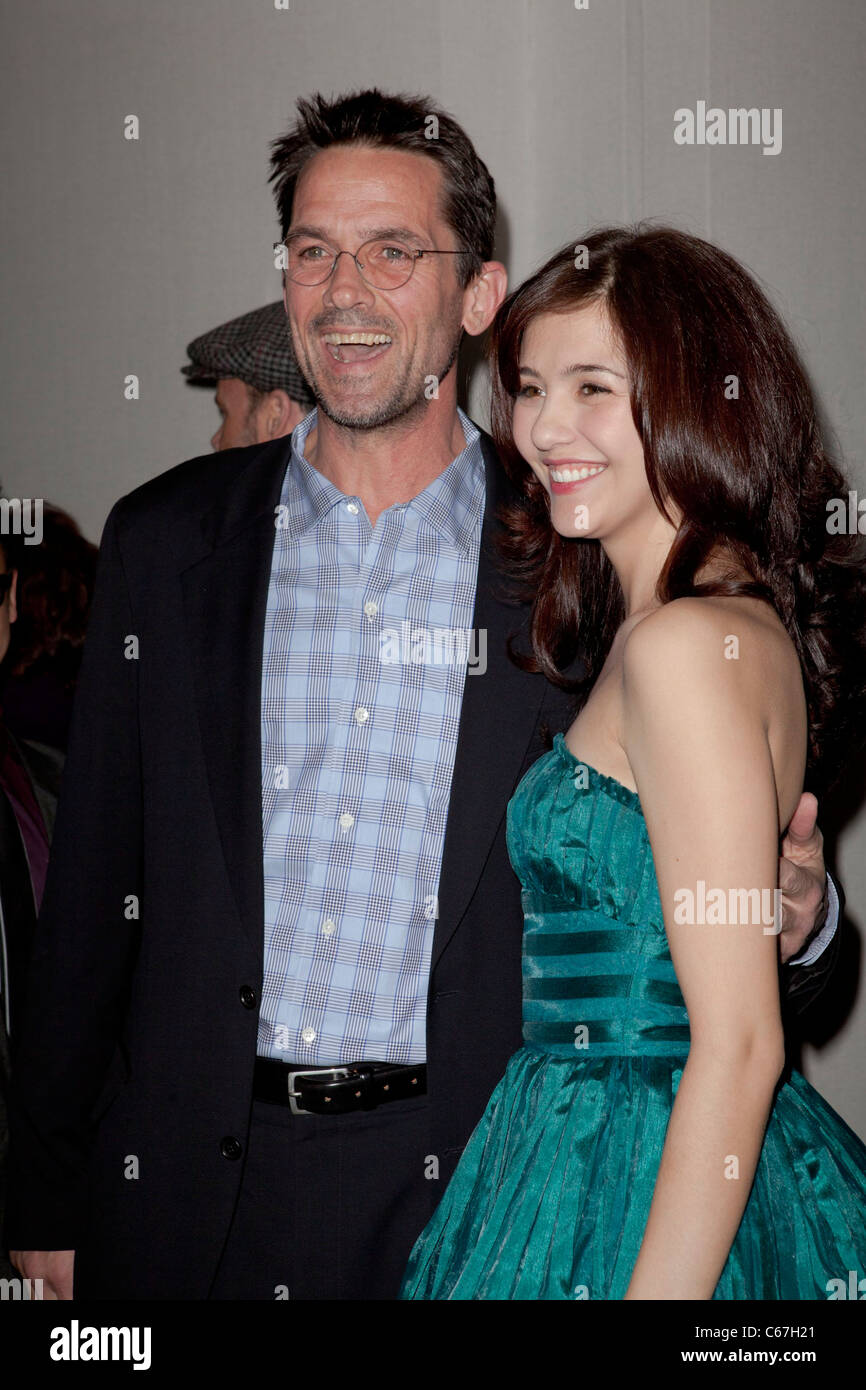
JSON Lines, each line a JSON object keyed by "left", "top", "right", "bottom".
{"left": 323, "top": 251, "right": 376, "bottom": 310}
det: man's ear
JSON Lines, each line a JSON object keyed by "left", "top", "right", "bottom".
{"left": 461, "top": 261, "right": 508, "bottom": 338}
{"left": 258, "top": 389, "right": 307, "bottom": 442}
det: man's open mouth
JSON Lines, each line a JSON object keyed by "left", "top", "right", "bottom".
{"left": 322, "top": 331, "right": 393, "bottom": 363}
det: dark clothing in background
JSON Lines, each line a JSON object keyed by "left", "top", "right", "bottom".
{"left": 0, "top": 656, "right": 81, "bottom": 753}
{"left": 0, "top": 731, "right": 62, "bottom": 1031}
{"left": 0, "top": 721, "right": 51, "bottom": 913}
{"left": 0, "top": 730, "right": 63, "bottom": 1281}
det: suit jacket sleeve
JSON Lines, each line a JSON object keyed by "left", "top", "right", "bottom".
{"left": 781, "top": 873, "right": 844, "bottom": 1018}
{"left": 4, "top": 500, "right": 142, "bottom": 1251}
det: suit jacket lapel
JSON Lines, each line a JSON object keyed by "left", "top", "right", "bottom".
{"left": 431, "top": 434, "right": 547, "bottom": 971}
{"left": 180, "top": 437, "right": 292, "bottom": 954}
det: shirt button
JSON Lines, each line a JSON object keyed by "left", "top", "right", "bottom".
{"left": 322, "top": 919, "right": 336, "bottom": 937}
{"left": 354, "top": 706, "right": 369, "bottom": 724}
{"left": 239, "top": 985, "right": 257, "bottom": 1009}
{"left": 346, "top": 502, "right": 359, "bottom": 514}
{"left": 339, "top": 812, "right": 355, "bottom": 830}
{"left": 363, "top": 600, "right": 378, "bottom": 618}
{"left": 301, "top": 1026, "right": 316, "bottom": 1044}
{"left": 220, "top": 1136, "right": 243, "bottom": 1161}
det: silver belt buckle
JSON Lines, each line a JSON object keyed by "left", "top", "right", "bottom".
{"left": 287, "top": 1066, "right": 352, "bottom": 1116}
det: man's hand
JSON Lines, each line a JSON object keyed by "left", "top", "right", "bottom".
{"left": 9, "top": 1249, "right": 74, "bottom": 1300}
{"left": 778, "top": 792, "right": 829, "bottom": 963}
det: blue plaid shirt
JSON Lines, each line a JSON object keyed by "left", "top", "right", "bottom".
{"left": 259, "top": 407, "right": 486, "bottom": 1064}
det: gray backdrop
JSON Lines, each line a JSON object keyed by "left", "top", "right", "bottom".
{"left": 1, "top": 0, "right": 864, "bottom": 1131}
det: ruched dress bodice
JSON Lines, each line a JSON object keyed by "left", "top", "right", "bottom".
{"left": 509, "top": 733, "right": 689, "bottom": 1060}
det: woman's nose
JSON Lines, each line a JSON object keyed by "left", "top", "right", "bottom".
{"left": 530, "top": 398, "right": 579, "bottom": 452}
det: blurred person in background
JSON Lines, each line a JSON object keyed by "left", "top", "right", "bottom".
{"left": 0, "top": 533, "right": 65, "bottom": 1283}
{"left": 0, "top": 505, "right": 97, "bottom": 754}
{"left": 182, "top": 300, "right": 314, "bottom": 450}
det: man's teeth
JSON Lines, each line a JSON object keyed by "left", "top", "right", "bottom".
{"left": 323, "top": 332, "right": 392, "bottom": 345}
{"left": 549, "top": 464, "right": 606, "bottom": 482}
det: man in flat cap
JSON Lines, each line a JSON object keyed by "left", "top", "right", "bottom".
{"left": 183, "top": 301, "right": 314, "bottom": 451}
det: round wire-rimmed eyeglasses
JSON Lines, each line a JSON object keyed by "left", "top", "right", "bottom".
{"left": 277, "top": 236, "right": 468, "bottom": 290}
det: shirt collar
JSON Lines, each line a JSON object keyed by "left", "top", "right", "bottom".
{"left": 281, "top": 406, "right": 485, "bottom": 548}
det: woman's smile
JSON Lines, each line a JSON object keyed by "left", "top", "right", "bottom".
{"left": 544, "top": 460, "right": 608, "bottom": 492}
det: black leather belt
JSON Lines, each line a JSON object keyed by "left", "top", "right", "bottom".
{"left": 253, "top": 1057, "right": 427, "bottom": 1115}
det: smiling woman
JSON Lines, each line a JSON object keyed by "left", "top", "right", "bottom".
{"left": 398, "top": 223, "right": 866, "bottom": 1302}
{"left": 490, "top": 224, "right": 866, "bottom": 795}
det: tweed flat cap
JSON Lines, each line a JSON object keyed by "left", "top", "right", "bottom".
{"left": 182, "top": 300, "right": 314, "bottom": 405}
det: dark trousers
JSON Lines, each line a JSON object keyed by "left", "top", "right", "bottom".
{"left": 209, "top": 1091, "right": 439, "bottom": 1300}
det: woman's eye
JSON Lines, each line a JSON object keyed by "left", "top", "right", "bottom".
{"left": 516, "top": 384, "right": 542, "bottom": 399}
{"left": 579, "top": 382, "right": 610, "bottom": 397}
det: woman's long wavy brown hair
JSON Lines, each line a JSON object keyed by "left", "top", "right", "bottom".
{"left": 490, "top": 225, "right": 866, "bottom": 794}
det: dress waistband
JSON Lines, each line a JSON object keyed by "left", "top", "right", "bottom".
{"left": 521, "top": 903, "right": 690, "bottom": 1058}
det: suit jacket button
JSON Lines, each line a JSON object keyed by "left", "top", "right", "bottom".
{"left": 239, "top": 985, "right": 257, "bottom": 1009}
{"left": 220, "top": 1136, "right": 243, "bottom": 1160}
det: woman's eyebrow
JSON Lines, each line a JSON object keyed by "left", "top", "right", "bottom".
{"left": 561, "top": 362, "right": 626, "bottom": 378}
{"left": 517, "top": 362, "right": 626, "bottom": 378}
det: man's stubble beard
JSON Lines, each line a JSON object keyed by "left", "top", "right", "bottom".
{"left": 301, "top": 329, "right": 463, "bottom": 432}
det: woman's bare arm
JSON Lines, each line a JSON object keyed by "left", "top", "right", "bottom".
{"left": 621, "top": 599, "right": 788, "bottom": 1300}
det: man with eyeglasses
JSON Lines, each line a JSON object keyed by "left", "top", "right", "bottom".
{"left": 5, "top": 89, "right": 840, "bottom": 1301}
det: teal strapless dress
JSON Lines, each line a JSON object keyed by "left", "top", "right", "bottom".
{"left": 400, "top": 732, "right": 866, "bottom": 1300}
